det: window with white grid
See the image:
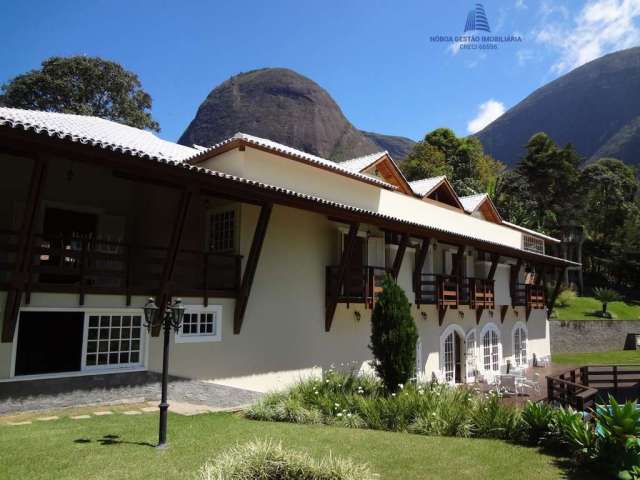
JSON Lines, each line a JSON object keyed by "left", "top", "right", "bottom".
{"left": 209, "top": 209, "right": 235, "bottom": 253}
{"left": 85, "top": 314, "right": 143, "bottom": 368}
{"left": 513, "top": 325, "right": 528, "bottom": 367}
{"left": 176, "top": 306, "right": 222, "bottom": 343}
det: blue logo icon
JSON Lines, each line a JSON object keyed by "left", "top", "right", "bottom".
{"left": 464, "top": 3, "right": 491, "bottom": 33}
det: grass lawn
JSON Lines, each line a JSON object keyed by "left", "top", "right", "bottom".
{"left": 553, "top": 350, "right": 640, "bottom": 365}
{"left": 0, "top": 410, "right": 574, "bottom": 480}
{"left": 553, "top": 296, "right": 640, "bottom": 320}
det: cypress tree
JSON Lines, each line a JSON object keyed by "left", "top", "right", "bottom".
{"left": 369, "top": 274, "right": 418, "bottom": 392}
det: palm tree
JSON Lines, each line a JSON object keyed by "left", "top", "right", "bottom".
{"left": 593, "top": 287, "right": 621, "bottom": 318}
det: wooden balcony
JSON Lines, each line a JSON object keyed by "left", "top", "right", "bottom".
{"left": 326, "top": 265, "right": 388, "bottom": 307}
{"left": 466, "top": 278, "right": 495, "bottom": 310}
{"left": 0, "top": 230, "right": 242, "bottom": 305}
{"left": 416, "top": 275, "right": 495, "bottom": 309}
{"left": 513, "top": 283, "right": 546, "bottom": 309}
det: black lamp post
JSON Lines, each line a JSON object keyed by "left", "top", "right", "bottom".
{"left": 143, "top": 297, "right": 185, "bottom": 449}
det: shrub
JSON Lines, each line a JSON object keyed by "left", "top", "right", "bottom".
{"left": 369, "top": 274, "right": 418, "bottom": 393}
{"left": 522, "top": 401, "right": 555, "bottom": 444}
{"left": 470, "top": 391, "right": 524, "bottom": 440}
{"left": 593, "top": 396, "right": 640, "bottom": 478}
{"left": 593, "top": 287, "right": 622, "bottom": 318}
{"left": 555, "top": 288, "right": 577, "bottom": 308}
{"left": 199, "top": 439, "right": 376, "bottom": 480}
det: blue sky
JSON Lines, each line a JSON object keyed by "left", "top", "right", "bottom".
{"left": 2, "top": 0, "right": 639, "bottom": 143}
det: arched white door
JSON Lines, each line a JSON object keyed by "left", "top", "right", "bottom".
{"left": 441, "top": 326, "right": 464, "bottom": 384}
{"left": 481, "top": 325, "right": 501, "bottom": 375}
{"left": 513, "top": 323, "right": 528, "bottom": 367}
{"left": 465, "top": 330, "right": 477, "bottom": 382}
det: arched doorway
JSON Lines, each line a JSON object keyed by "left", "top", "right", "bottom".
{"left": 512, "top": 322, "right": 528, "bottom": 368}
{"left": 441, "top": 325, "right": 465, "bottom": 383}
{"left": 480, "top": 323, "right": 501, "bottom": 376}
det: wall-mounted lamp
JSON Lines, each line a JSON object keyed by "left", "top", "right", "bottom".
{"left": 354, "top": 310, "right": 361, "bottom": 322}
{"left": 420, "top": 311, "right": 428, "bottom": 322}
{"left": 458, "top": 310, "right": 464, "bottom": 320}
{"left": 514, "top": 309, "right": 519, "bottom": 317}
{"left": 489, "top": 310, "right": 494, "bottom": 318}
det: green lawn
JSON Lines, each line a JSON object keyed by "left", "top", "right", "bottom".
{"left": 0, "top": 411, "right": 573, "bottom": 480}
{"left": 553, "top": 350, "right": 640, "bottom": 365}
{"left": 553, "top": 296, "right": 640, "bottom": 320}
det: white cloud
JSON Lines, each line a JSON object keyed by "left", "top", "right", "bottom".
{"left": 515, "top": 0, "right": 528, "bottom": 10}
{"left": 467, "top": 100, "right": 506, "bottom": 134}
{"left": 536, "top": 0, "right": 640, "bottom": 74}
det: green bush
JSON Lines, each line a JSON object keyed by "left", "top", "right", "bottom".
{"left": 522, "top": 401, "right": 555, "bottom": 444}
{"left": 369, "top": 275, "right": 418, "bottom": 393}
{"left": 556, "top": 288, "right": 577, "bottom": 308}
{"left": 199, "top": 439, "right": 376, "bottom": 480}
{"left": 470, "top": 391, "right": 524, "bottom": 440}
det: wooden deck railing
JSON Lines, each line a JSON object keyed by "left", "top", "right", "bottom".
{"left": 326, "top": 265, "right": 388, "bottom": 307}
{"left": 0, "top": 229, "right": 242, "bottom": 304}
{"left": 547, "top": 365, "right": 640, "bottom": 410}
{"left": 513, "top": 283, "right": 545, "bottom": 309}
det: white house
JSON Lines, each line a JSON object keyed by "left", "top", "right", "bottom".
{"left": 0, "top": 108, "right": 576, "bottom": 391}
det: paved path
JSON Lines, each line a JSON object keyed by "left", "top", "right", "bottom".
{"left": 0, "top": 371, "right": 262, "bottom": 414}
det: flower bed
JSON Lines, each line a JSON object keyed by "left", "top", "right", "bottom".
{"left": 246, "top": 368, "right": 640, "bottom": 478}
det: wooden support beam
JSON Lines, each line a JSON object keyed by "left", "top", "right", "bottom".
{"left": 500, "top": 305, "right": 509, "bottom": 324}
{"left": 152, "top": 187, "right": 195, "bottom": 336}
{"left": 476, "top": 307, "right": 484, "bottom": 325}
{"left": 391, "top": 234, "right": 409, "bottom": 279}
{"left": 413, "top": 238, "right": 432, "bottom": 307}
{"left": 451, "top": 245, "right": 466, "bottom": 277}
{"left": 487, "top": 254, "right": 500, "bottom": 280}
{"left": 2, "top": 156, "right": 47, "bottom": 343}
{"left": 234, "top": 203, "right": 273, "bottom": 334}
{"left": 547, "top": 267, "right": 567, "bottom": 318}
{"left": 439, "top": 306, "right": 448, "bottom": 326}
{"left": 325, "top": 222, "right": 359, "bottom": 332}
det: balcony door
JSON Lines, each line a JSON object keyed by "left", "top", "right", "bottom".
{"left": 343, "top": 234, "right": 366, "bottom": 298}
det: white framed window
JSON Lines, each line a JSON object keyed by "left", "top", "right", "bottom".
{"left": 512, "top": 322, "right": 528, "bottom": 367}
{"left": 209, "top": 208, "right": 237, "bottom": 253}
{"left": 176, "top": 306, "right": 222, "bottom": 343}
{"left": 84, "top": 313, "right": 144, "bottom": 369}
{"left": 480, "top": 323, "right": 501, "bottom": 373}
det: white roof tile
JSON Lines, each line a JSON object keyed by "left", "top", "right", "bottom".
{"left": 339, "top": 151, "right": 387, "bottom": 173}
{"left": 459, "top": 193, "right": 488, "bottom": 213}
{"left": 408, "top": 176, "right": 446, "bottom": 196}
{"left": 0, "top": 107, "right": 197, "bottom": 162}
{"left": 188, "top": 132, "right": 395, "bottom": 189}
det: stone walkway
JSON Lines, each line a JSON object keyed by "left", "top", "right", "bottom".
{"left": 0, "top": 371, "right": 262, "bottom": 414}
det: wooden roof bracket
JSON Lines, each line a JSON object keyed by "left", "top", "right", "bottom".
{"left": 413, "top": 238, "right": 432, "bottom": 307}
{"left": 439, "top": 306, "right": 448, "bottom": 326}
{"left": 325, "top": 222, "right": 360, "bottom": 332}
{"left": 500, "top": 305, "right": 509, "bottom": 324}
{"left": 547, "top": 266, "right": 567, "bottom": 319}
{"left": 2, "top": 155, "right": 47, "bottom": 343}
{"left": 234, "top": 203, "right": 273, "bottom": 334}
{"left": 152, "top": 187, "right": 196, "bottom": 336}
{"left": 391, "top": 233, "right": 409, "bottom": 279}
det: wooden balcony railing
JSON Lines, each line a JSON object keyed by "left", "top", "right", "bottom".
{"left": 513, "top": 283, "right": 546, "bottom": 309}
{"left": 0, "top": 230, "right": 242, "bottom": 304}
{"left": 416, "top": 274, "right": 495, "bottom": 310}
{"left": 326, "top": 265, "right": 388, "bottom": 307}
{"left": 467, "top": 278, "right": 495, "bottom": 309}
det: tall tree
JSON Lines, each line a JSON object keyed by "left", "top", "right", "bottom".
{"left": 402, "top": 128, "right": 504, "bottom": 196}
{"left": 1, "top": 56, "right": 160, "bottom": 131}
{"left": 495, "top": 132, "right": 582, "bottom": 234}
